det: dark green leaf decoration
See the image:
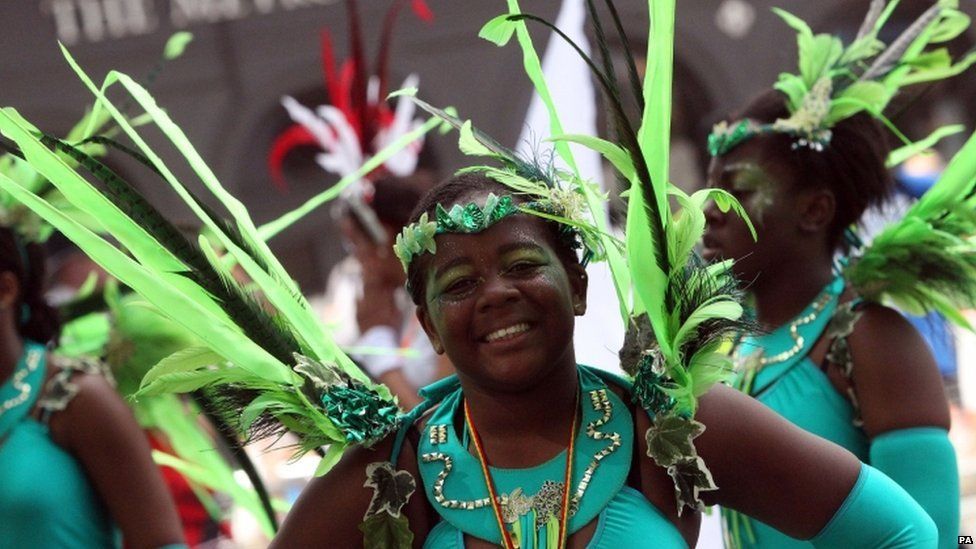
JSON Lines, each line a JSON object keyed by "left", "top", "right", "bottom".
{"left": 645, "top": 413, "right": 705, "bottom": 468}
{"left": 359, "top": 512, "right": 414, "bottom": 549}
{"left": 632, "top": 354, "right": 676, "bottom": 415}
{"left": 667, "top": 456, "right": 718, "bottom": 515}
{"left": 363, "top": 461, "right": 417, "bottom": 519}
{"left": 321, "top": 384, "right": 399, "bottom": 444}
{"left": 296, "top": 355, "right": 400, "bottom": 445}
{"left": 394, "top": 193, "right": 525, "bottom": 270}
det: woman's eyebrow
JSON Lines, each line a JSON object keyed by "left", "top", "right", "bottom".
{"left": 497, "top": 242, "right": 546, "bottom": 256}
{"left": 433, "top": 256, "right": 471, "bottom": 280}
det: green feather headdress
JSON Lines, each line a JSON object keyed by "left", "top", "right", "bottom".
{"left": 399, "top": 0, "right": 756, "bottom": 514}
{"left": 708, "top": 0, "right": 976, "bottom": 156}
{"left": 390, "top": 111, "right": 603, "bottom": 271}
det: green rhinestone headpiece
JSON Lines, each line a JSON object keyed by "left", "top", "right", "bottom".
{"left": 708, "top": 2, "right": 976, "bottom": 157}
{"left": 392, "top": 191, "right": 589, "bottom": 271}
{"left": 393, "top": 193, "right": 521, "bottom": 270}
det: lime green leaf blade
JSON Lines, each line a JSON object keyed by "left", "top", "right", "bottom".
{"left": 548, "top": 133, "right": 636, "bottom": 180}
{"left": 673, "top": 298, "right": 744, "bottom": 351}
{"left": 771, "top": 7, "right": 813, "bottom": 39}
{"left": 886, "top": 124, "right": 965, "bottom": 168}
{"left": 137, "top": 368, "right": 249, "bottom": 396}
{"left": 164, "top": 32, "right": 194, "bottom": 60}
{"left": 458, "top": 120, "right": 498, "bottom": 158}
{"left": 314, "top": 442, "right": 346, "bottom": 477}
{"left": 826, "top": 81, "right": 887, "bottom": 125}
{"left": 479, "top": 14, "right": 517, "bottom": 46}
{"left": 139, "top": 346, "right": 224, "bottom": 392}
{"left": 912, "top": 128, "right": 976, "bottom": 218}
{"left": 258, "top": 115, "right": 440, "bottom": 242}
{"left": 636, "top": 0, "right": 675, "bottom": 228}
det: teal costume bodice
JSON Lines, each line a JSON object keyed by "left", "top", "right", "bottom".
{"left": 415, "top": 365, "right": 687, "bottom": 548}
{"left": 729, "top": 278, "right": 868, "bottom": 548}
{"left": 735, "top": 276, "right": 868, "bottom": 460}
{"left": 0, "top": 341, "right": 118, "bottom": 548}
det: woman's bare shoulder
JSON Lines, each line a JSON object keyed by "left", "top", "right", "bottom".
{"left": 844, "top": 302, "right": 950, "bottom": 435}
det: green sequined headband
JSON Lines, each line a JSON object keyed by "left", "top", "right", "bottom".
{"left": 393, "top": 193, "right": 520, "bottom": 270}
{"left": 707, "top": 118, "right": 833, "bottom": 157}
{"left": 393, "top": 193, "right": 583, "bottom": 271}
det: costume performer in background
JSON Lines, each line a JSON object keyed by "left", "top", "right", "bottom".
{"left": 0, "top": 226, "right": 184, "bottom": 548}
{"left": 704, "top": 1, "right": 975, "bottom": 547}
{"left": 0, "top": 0, "right": 945, "bottom": 548}
{"left": 270, "top": 0, "right": 446, "bottom": 408}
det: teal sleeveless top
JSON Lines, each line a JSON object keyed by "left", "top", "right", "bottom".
{"left": 414, "top": 365, "right": 687, "bottom": 548}
{"left": 0, "top": 342, "right": 119, "bottom": 548}
{"left": 728, "top": 278, "right": 868, "bottom": 548}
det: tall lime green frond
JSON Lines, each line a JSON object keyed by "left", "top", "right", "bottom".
{"left": 477, "top": 0, "right": 754, "bottom": 514}
{"left": 481, "top": 1, "right": 632, "bottom": 321}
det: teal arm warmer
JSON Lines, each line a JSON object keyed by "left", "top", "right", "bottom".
{"left": 871, "top": 427, "right": 959, "bottom": 549}
{"left": 811, "top": 463, "right": 937, "bottom": 548}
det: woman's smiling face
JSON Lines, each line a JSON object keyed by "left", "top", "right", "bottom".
{"left": 415, "top": 203, "right": 586, "bottom": 393}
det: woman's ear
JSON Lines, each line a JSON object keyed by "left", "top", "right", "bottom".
{"left": 416, "top": 305, "right": 444, "bottom": 354}
{"left": 567, "top": 263, "right": 588, "bottom": 316}
{"left": 798, "top": 189, "right": 836, "bottom": 234}
{"left": 0, "top": 271, "right": 20, "bottom": 309}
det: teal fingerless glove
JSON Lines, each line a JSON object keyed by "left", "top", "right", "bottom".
{"left": 811, "top": 463, "right": 937, "bottom": 548}
{"left": 871, "top": 427, "right": 959, "bottom": 549}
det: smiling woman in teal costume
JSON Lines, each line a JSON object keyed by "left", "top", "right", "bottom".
{"left": 0, "top": 226, "right": 186, "bottom": 548}
{"left": 703, "top": 2, "right": 973, "bottom": 546}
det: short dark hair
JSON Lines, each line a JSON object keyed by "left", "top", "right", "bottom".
{"left": 731, "top": 89, "right": 894, "bottom": 249}
{"left": 0, "top": 227, "right": 60, "bottom": 343}
{"left": 404, "top": 172, "right": 580, "bottom": 305}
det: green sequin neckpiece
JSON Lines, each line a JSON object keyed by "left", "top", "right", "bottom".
{"left": 0, "top": 341, "right": 47, "bottom": 441}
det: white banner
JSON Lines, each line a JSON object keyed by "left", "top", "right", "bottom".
{"left": 41, "top": 0, "right": 340, "bottom": 45}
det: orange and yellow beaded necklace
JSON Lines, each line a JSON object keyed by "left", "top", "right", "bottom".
{"left": 462, "top": 391, "right": 579, "bottom": 549}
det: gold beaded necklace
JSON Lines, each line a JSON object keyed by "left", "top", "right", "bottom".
{"left": 733, "top": 284, "right": 838, "bottom": 395}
